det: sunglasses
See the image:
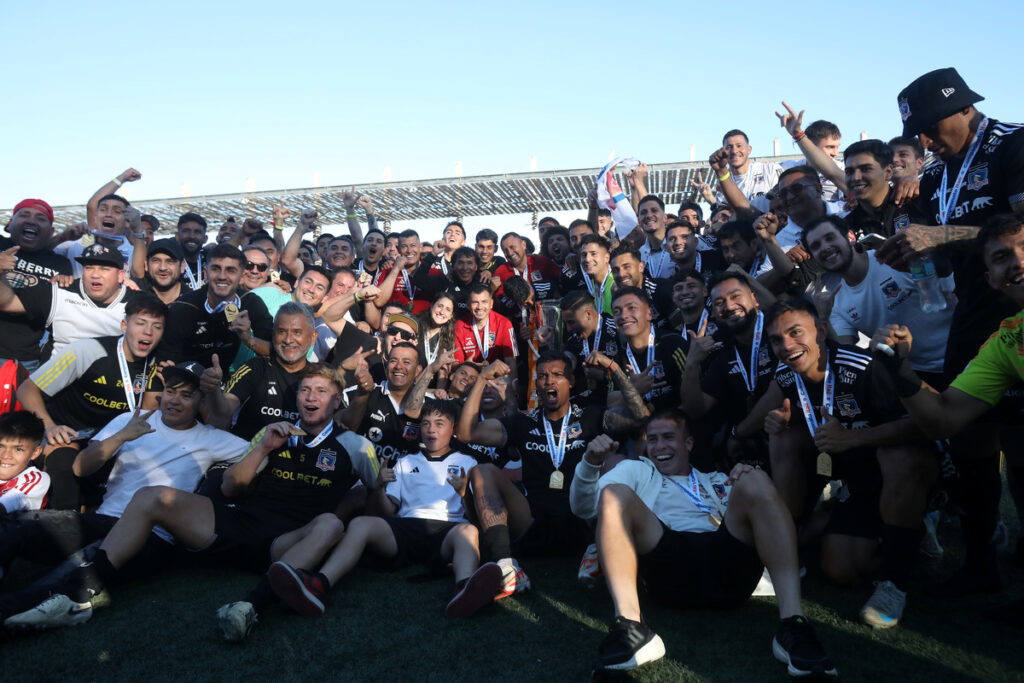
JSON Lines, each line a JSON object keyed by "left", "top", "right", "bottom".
{"left": 778, "top": 182, "right": 816, "bottom": 199}
{"left": 245, "top": 261, "right": 269, "bottom": 272}
{"left": 387, "top": 326, "right": 417, "bottom": 341}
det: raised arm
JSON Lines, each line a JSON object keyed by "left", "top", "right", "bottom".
{"left": 87, "top": 168, "right": 141, "bottom": 230}
{"left": 709, "top": 148, "right": 750, "bottom": 210}
{"left": 584, "top": 351, "right": 650, "bottom": 433}
{"left": 342, "top": 187, "right": 365, "bottom": 252}
{"left": 628, "top": 162, "right": 649, "bottom": 214}
{"left": 281, "top": 208, "right": 316, "bottom": 279}
{"left": 776, "top": 102, "right": 846, "bottom": 193}
{"left": 271, "top": 205, "right": 291, "bottom": 254}
{"left": 73, "top": 406, "right": 155, "bottom": 476}
{"left": 456, "top": 361, "right": 510, "bottom": 447}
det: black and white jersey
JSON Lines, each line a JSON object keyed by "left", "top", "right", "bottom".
{"left": 16, "top": 279, "right": 132, "bottom": 360}
{"left": 386, "top": 449, "right": 480, "bottom": 522}
{"left": 358, "top": 383, "right": 423, "bottom": 461}
{"left": 223, "top": 357, "right": 303, "bottom": 440}
{"left": 500, "top": 404, "right": 602, "bottom": 519}
{"left": 246, "top": 426, "right": 377, "bottom": 525}
{"left": 29, "top": 335, "right": 161, "bottom": 433}
{"left": 614, "top": 331, "right": 688, "bottom": 412}
{"left": 159, "top": 286, "right": 273, "bottom": 369}
{"left": 0, "top": 238, "right": 72, "bottom": 362}
{"left": 564, "top": 314, "right": 618, "bottom": 402}
{"left": 700, "top": 335, "right": 775, "bottom": 427}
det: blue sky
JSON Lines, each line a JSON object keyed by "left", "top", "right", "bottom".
{"left": 3, "top": 0, "right": 1020, "bottom": 239}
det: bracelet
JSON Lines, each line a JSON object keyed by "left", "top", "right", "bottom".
{"left": 792, "top": 130, "right": 806, "bottom": 142}
{"left": 346, "top": 212, "right": 357, "bottom": 219}
{"left": 717, "top": 172, "right": 731, "bottom": 183}
{"left": 112, "top": 177, "right": 123, "bottom": 187}
{"left": 131, "top": 232, "right": 146, "bottom": 240}
{"left": 353, "top": 291, "right": 362, "bottom": 303}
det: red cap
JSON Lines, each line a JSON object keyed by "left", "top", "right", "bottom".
{"left": 12, "top": 199, "right": 54, "bottom": 225}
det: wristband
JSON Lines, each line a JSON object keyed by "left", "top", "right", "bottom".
{"left": 353, "top": 291, "right": 362, "bottom": 303}
{"left": 131, "top": 232, "right": 146, "bottom": 240}
{"left": 792, "top": 130, "right": 806, "bottom": 142}
{"left": 112, "top": 177, "right": 123, "bottom": 187}
{"left": 717, "top": 172, "right": 730, "bottom": 183}
{"left": 346, "top": 212, "right": 357, "bottom": 218}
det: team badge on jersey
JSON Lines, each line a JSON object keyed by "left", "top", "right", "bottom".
{"left": 967, "top": 165, "right": 989, "bottom": 191}
{"left": 881, "top": 278, "right": 902, "bottom": 300}
{"left": 758, "top": 346, "right": 771, "bottom": 367}
{"left": 368, "top": 426, "right": 383, "bottom": 443}
{"left": 836, "top": 394, "right": 861, "bottom": 417}
{"left": 402, "top": 423, "right": 420, "bottom": 440}
{"left": 650, "top": 361, "right": 665, "bottom": 379}
{"left": 316, "top": 449, "right": 337, "bottom": 472}
{"left": 894, "top": 214, "right": 910, "bottom": 232}
{"left": 898, "top": 97, "right": 911, "bottom": 121}
{"left": 567, "top": 422, "right": 582, "bottom": 439}
{"left": 712, "top": 483, "right": 727, "bottom": 499}
{"left": 531, "top": 271, "right": 541, "bottom": 282}
{"left": 447, "top": 464, "right": 461, "bottom": 477}
{"left": 605, "top": 341, "right": 617, "bottom": 356}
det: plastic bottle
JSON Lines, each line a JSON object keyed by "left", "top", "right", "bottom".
{"left": 909, "top": 256, "right": 948, "bottom": 313}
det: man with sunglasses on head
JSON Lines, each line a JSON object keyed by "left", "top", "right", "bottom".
{"left": 132, "top": 238, "right": 187, "bottom": 305}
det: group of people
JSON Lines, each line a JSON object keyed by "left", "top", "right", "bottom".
{"left": 0, "top": 66, "right": 1022, "bottom": 677}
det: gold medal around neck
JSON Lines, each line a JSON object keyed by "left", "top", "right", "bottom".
{"left": 289, "top": 426, "right": 307, "bottom": 436}
{"left": 81, "top": 233, "right": 95, "bottom": 246}
{"left": 270, "top": 270, "right": 281, "bottom": 282}
{"left": 816, "top": 452, "right": 833, "bottom": 477}
{"left": 224, "top": 303, "right": 239, "bottom": 322}
{"left": 549, "top": 470, "right": 564, "bottom": 490}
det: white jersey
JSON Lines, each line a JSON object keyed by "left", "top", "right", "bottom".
{"left": 385, "top": 450, "right": 479, "bottom": 523}
{"left": 55, "top": 237, "right": 133, "bottom": 278}
{"left": 93, "top": 411, "right": 248, "bottom": 540}
{"left": 47, "top": 281, "right": 130, "bottom": 357}
{"left": 0, "top": 465, "right": 50, "bottom": 513}
{"left": 829, "top": 252, "right": 955, "bottom": 373}
{"left": 715, "top": 160, "right": 783, "bottom": 207}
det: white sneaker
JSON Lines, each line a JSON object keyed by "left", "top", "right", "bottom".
{"left": 216, "top": 601, "right": 257, "bottom": 642}
{"left": 752, "top": 568, "right": 776, "bottom": 597}
{"left": 578, "top": 543, "right": 602, "bottom": 587}
{"left": 494, "top": 558, "right": 531, "bottom": 600}
{"left": 4, "top": 594, "right": 92, "bottom": 630}
{"left": 860, "top": 580, "right": 906, "bottom": 629}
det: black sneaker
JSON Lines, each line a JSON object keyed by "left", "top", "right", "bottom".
{"left": 266, "top": 562, "right": 328, "bottom": 617}
{"left": 772, "top": 615, "right": 838, "bottom": 678}
{"left": 594, "top": 617, "right": 666, "bottom": 672}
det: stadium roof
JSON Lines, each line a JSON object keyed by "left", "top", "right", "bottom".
{"left": 2, "top": 155, "right": 803, "bottom": 230}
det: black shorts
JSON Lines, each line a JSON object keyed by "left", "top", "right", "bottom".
{"left": 206, "top": 503, "right": 304, "bottom": 571}
{"left": 377, "top": 517, "right": 459, "bottom": 571}
{"left": 639, "top": 522, "right": 763, "bottom": 609}
{"left": 512, "top": 513, "right": 593, "bottom": 558}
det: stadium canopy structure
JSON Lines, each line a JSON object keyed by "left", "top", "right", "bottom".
{"left": 1, "top": 155, "right": 803, "bottom": 230}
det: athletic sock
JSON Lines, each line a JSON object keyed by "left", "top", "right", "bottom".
{"left": 880, "top": 524, "right": 922, "bottom": 592}
{"left": 245, "top": 576, "right": 277, "bottom": 611}
{"left": 480, "top": 525, "right": 511, "bottom": 564}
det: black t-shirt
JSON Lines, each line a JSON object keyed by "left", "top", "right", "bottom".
{"left": 564, "top": 314, "right": 618, "bottom": 402}
{"left": 132, "top": 276, "right": 188, "bottom": 302}
{"left": 358, "top": 384, "right": 422, "bottom": 461}
{"left": 700, "top": 331, "right": 775, "bottom": 427}
{"left": 614, "top": 331, "right": 688, "bottom": 412}
{"left": 843, "top": 188, "right": 929, "bottom": 239}
{"left": 481, "top": 255, "right": 506, "bottom": 274}
{"left": 0, "top": 237, "right": 72, "bottom": 361}
{"left": 499, "top": 404, "right": 602, "bottom": 519}
{"left": 915, "top": 118, "right": 1024, "bottom": 373}
{"left": 410, "top": 256, "right": 476, "bottom": 320}
{"left": 223, "top": 357, "right": 303, "bottom": 440}
{"left": 159, "top": 287, "right": 273, "bottom": 368}
{"left": 39, "top": 335, "right": 162, "bottom": 434}
{"left": 247, "top": 428, "right": 360, "bottom": 524}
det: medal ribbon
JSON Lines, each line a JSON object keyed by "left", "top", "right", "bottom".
{"left": 471, "top": 315, "right": 490, "bottom": 360}
{"left": 116, "top": 335, "right": 148, "bottom": 412}
{"left": 289, "top": 419, "right": 334, "bottom": 448}
{"left": 938, "top": 117, "right": 989, "bottom": 224}
{"left": 183, "top": 254, "right": 203, "bottom": 289}
{"left": 792, "top": 352, "right": 834, "bottom": 436}
{"left": 667, "top": 470, "right": 712, "bottom": 514}
{"left": 733, "top": 311, "right": 764, "bottom": 392}
{"left": 204, "top": 294, "right": 240, "bottom": 314}
{"left": 543, "top": 410, "right": 571, "bottom": 470}
{"left": 625, "top": 325, "right": 657, "bottom": 399}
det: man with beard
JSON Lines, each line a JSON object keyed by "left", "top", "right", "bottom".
{"left": 133, "top": 239, "right": 187, "bottom": 305}
{"left": 373, "top": 230, "right": 432, "bottom": 315}
{"left": 681, "top": 273, "right": 774, "bottom": 464}
{"left": 15, "top": 295, "right": 167, "bottom": 509}
{"left": 174, "top": 212, "right": 208, "bottom": 292}
{"left": 203, "top": 302, "right": 318, "bottom": 440}
{"left": 609, "top": 245, "right": 669, "bottom": 315}
{"left": 493, "top": 232, "right": 561, "bottom": 303}
{"left": 158, "top": 243, "right": 273, "bottom": 370}
{"left": 0, "top": 243, "right": 134, "bottom": 360}
{"left": 411, "top": 246, "right": 481, "bottom": 318}
{"left": 0, "top": 199, "right": 72, "bottom": 369}
{"left": 636, "top": 196, "right": 673, "bottom": 280}
{"left": 802, "top": 215, "right": 953, "bottom": 375}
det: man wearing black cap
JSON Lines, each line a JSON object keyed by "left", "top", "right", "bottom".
{"left": 878, "top": 67, "right": 1024, "bottom": 597}
{"left": 0, "top": 242, "right": 134, "bottom": 361}
{"left": 131, "top": 238, "right": 187, "bottom": 305}
{"left": 0, "top": 359, "right": 250, "bottom": 630}
{"left": 0, "top": 199, "right": 73, "bottom": 370}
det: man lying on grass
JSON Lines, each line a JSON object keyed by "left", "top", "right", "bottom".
{"left": 570, "top": 411, "right": 837, "bottom": 678}
{"left": 5, "top": 364, "right": 378, "bottom": 634}
{"left": 260, "top": 398, "right": 502, "bottom": 627}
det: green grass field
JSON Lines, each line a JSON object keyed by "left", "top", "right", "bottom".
{"left": 5, "top": 505, "right": 1024, "bottom": 682}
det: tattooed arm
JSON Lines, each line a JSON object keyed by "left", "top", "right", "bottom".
{"left": 401, "top": 348, "right": 455, "bottom": 419}
{"left": 585, "top": 351, "right": 650, "bottom": 432}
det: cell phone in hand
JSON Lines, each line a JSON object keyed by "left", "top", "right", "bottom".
{"left": 857, "top": 233, "right": 886, "bottom": 250}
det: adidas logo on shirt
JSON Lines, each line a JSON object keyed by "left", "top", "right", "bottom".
{"left": 267, "top": 382, "right": 278, "bottom": 396}
{"left": 93, "top": 376, "right": 107, "bottom": 385}
{"left": 410, "top": 467, "right": 420, "bottom": 473}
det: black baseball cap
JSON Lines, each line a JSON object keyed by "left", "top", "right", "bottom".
{"left": 162, "top": 360, "right": 205, "bottom": 388}
{"left": 74, "top": 243, "right": 124, "bottom": 268}
{"left": 147, "top": 238, "right": 184, "bottom": 261}
{"left": 897, "top": 67, "right": 984, "bottom": 137}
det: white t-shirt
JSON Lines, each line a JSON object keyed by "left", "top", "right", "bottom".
{"left": 829, "top": 252, "right": 955, "bottom": 373}
{"left": 46, "top": 282, "right": 130, "bottom": 357}
{"left": 775, "top": 200, "right": 847, "bottom": 252}
{"left": 94, "top": 411, "right": 249, "bottom": 539}
{"left": 0, "top": 465, "right": 50, "bottom": 513}
{"left": 55, "top": 237, "right": 134, "bottom": 278}
{"left": 385, "top": 450, "right": 479, "bottom": 523}
{"left": 715, "top": 160, "right": 783, "bottom": 209}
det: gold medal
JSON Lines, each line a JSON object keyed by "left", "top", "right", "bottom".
{"left": 289, "top": 426, "right": 307, "bottom": 436}
{"left": 270, "top": 270, "right": 281, "bottom": 282}
{"left": 816, "top": 452, "right": 833, "bottom": 477}
{"left": 81, "top": 233, "right": 95, "bottom": 246}
{"left": 707, "top": 513, "right": 722, "bottom": 528}
{"left": 224, "top": 303, "right": 239, "bottom": 322}
{"left": 549, "top": 470, "right": 564, "bottom": 490}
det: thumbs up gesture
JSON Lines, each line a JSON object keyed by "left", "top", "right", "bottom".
{"left": 813, "top": 405, "right": 851, "bottom": 453}
{"left": 764, "top": 398, "right": 791, "bottom": 435}
{"left": 200, "top": 353, "right": 224, "bottom": 393}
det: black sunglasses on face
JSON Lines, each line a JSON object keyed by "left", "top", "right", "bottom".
{"left": 245, "top": 261, "right": 269, "bottom": 272}
{"left": 387, "top": 326, "right": 416, "bottom": 341}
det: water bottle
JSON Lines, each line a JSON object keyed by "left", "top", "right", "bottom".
{"left": 909, "top": 256, "right": 948, "bottom": 313}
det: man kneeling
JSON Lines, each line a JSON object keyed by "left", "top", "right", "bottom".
{"left": 570, "top": 411, "right": 837, "bottom": 678}
{"left": 265, "top": 398, "right": 502, "bottom": 621}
